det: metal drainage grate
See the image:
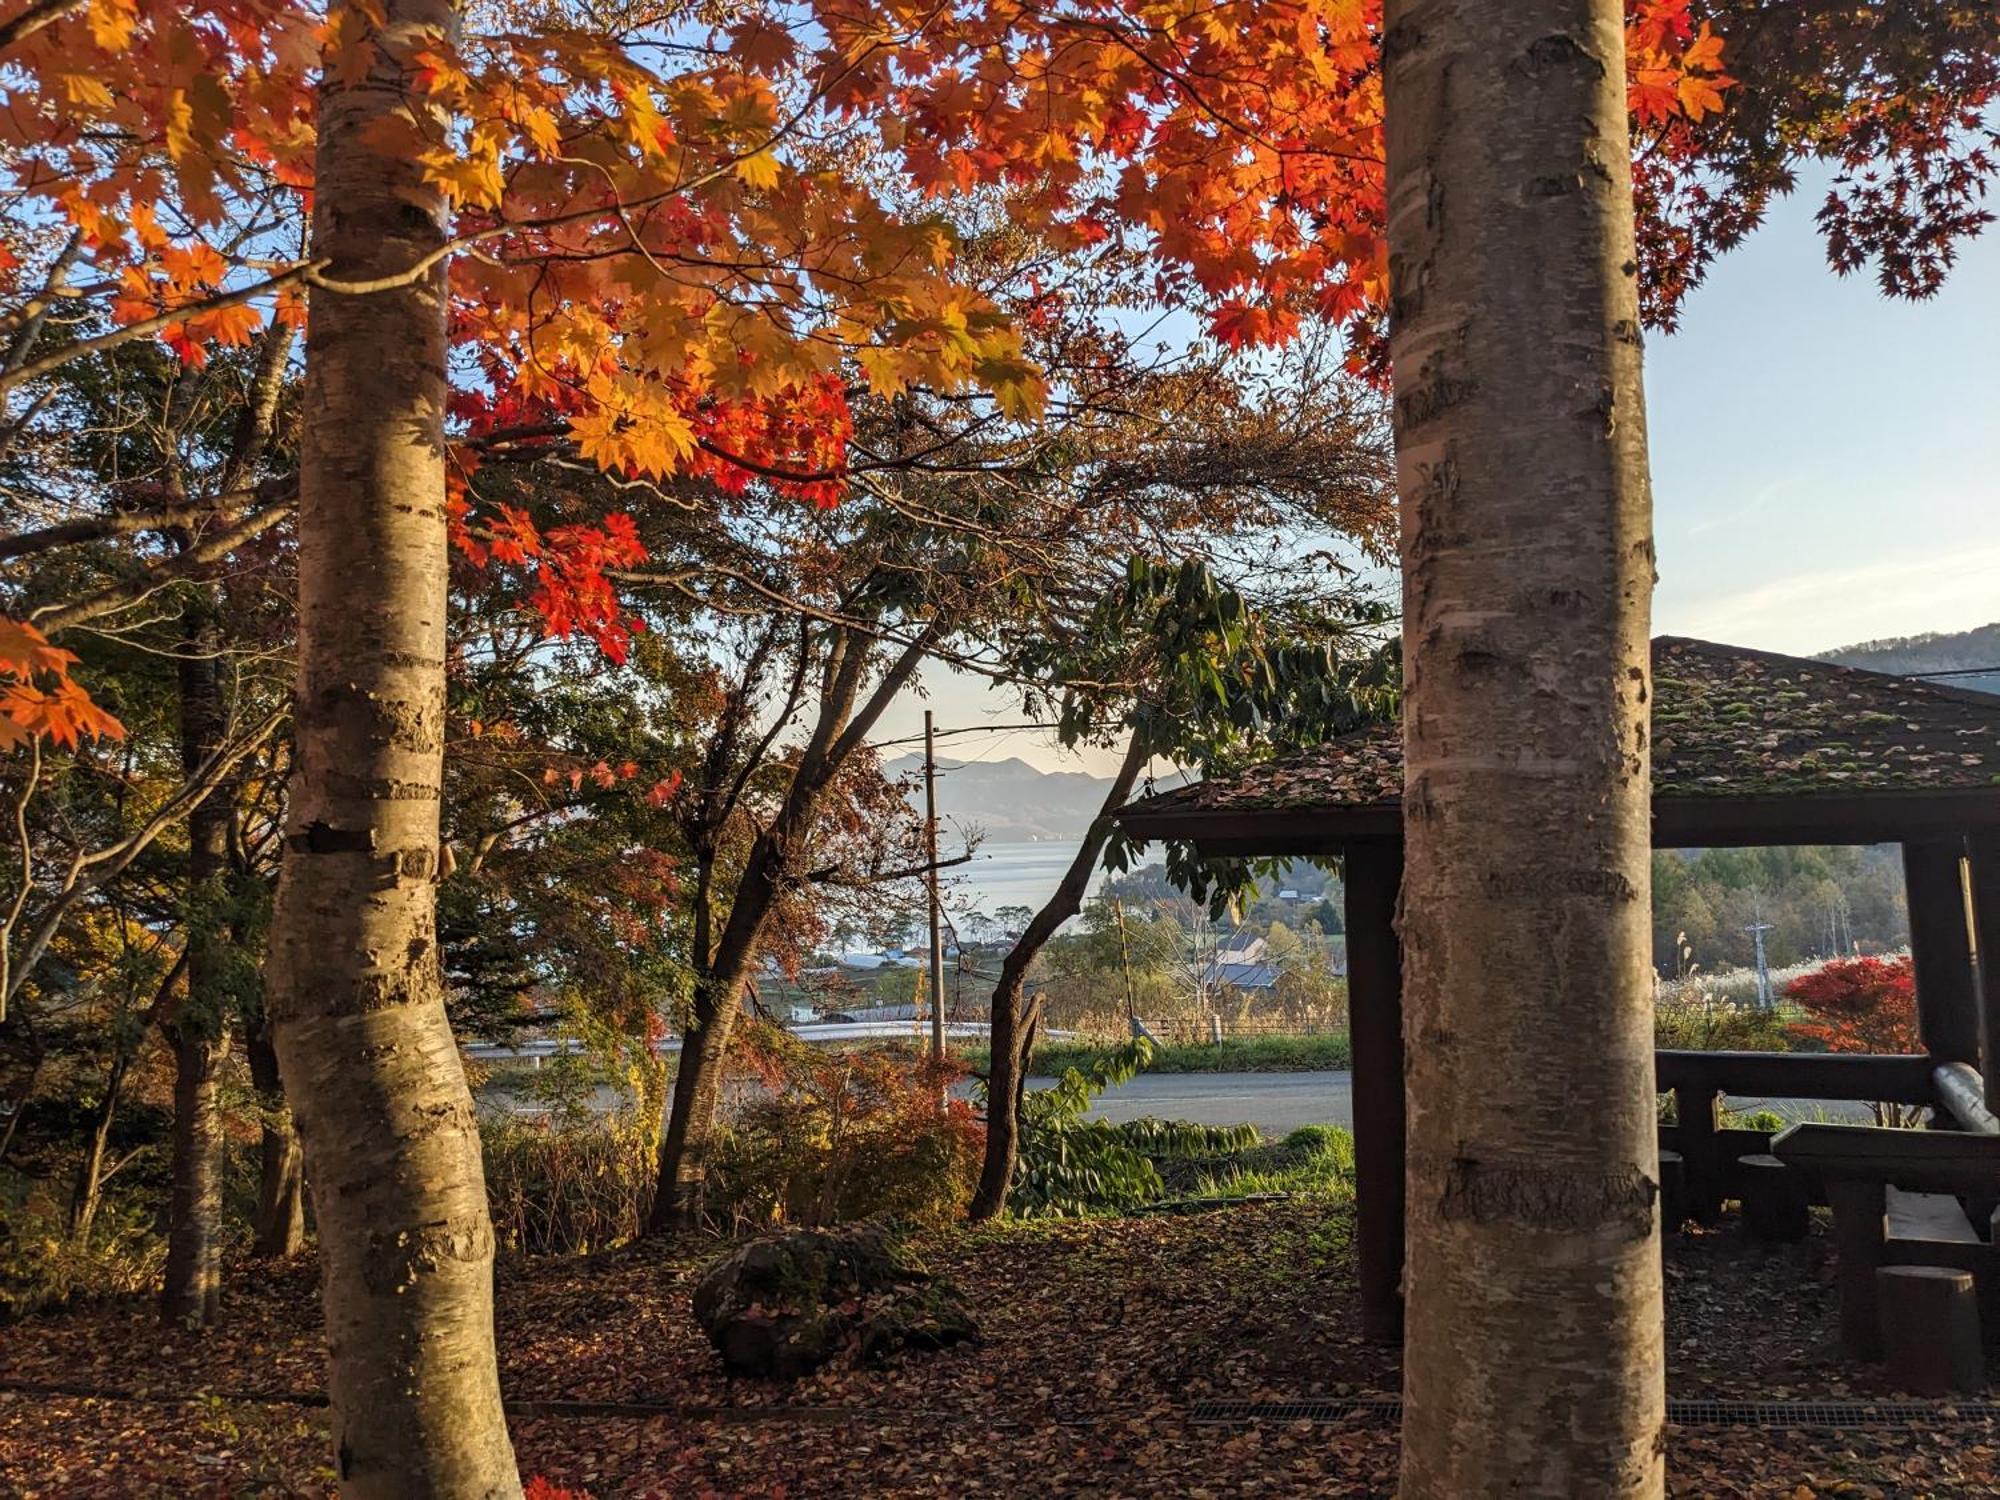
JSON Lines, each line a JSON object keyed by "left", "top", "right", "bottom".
{"left": 1189, "top": 1398, "right": 2000, "bottom": 1430}
{"left": 1192, "top": 1398, "right": 1401, "bottom": 1425}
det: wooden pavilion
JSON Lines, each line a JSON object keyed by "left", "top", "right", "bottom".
{"left": 1114, "top": 636, "right": 2000, "bottom": 1344}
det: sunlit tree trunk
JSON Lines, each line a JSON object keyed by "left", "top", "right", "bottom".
{"left": 970, "top": 734, "right": 1147, "bottom": 1220}
{"left": 69, "top": 951, "right": 186, "bottom": 1241}
{"left": 1383, "top": 1, "right": 1664, "bottom": 1494}
{"left": 265, "top": 0, "right": 520, "bottom": 1491}
{"left": 68, "top": 1053, "right": 125, "bottom": 1242}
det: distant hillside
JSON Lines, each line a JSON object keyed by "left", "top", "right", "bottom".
{"left": 892, "top": 624, "right": 2000, "bottom": 839}
{"left": 883, "top": 753, "right": 1118, "bottom": 842}
{"left": 1820, "top": 622, "right": 2000, "bottom": 696}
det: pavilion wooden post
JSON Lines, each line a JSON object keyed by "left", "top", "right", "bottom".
{"left": 1903, "top": 840, "right": 1980, "bottom": 1066}
{"left": 1962, "top": 832, "right": 2000, "bottom": 1112}
{"left": 1343, "top": 838, "right": 1405, "bottom": 1344}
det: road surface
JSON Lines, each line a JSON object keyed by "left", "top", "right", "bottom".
{"left": 1037, "top": 1071, "right": 1868, "bottom": 1138}
{"left": 1036, "top": 1071, "right": 1354, "bottom": 1136}
{"left": 484, "top": 1067, "right": 1867, "bottom": 1137}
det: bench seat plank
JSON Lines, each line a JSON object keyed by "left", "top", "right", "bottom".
{"left": 1886, "top": 1187, "right": 1981, "bottom": 1245}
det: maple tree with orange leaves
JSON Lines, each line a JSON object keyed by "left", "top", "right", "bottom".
{"left": 5, "top": 0, "right": 1992, "bottom": 736}
{"left": 1, "top": 0, "right": 1995, "bottom": 1491}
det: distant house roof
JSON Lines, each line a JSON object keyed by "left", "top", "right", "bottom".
{"left": 1117, "top": 637, "right": 2000, "bottom": 853}
{"left": 1210, "top": 961, "right": 1280, "bottom": 991}
{"left": 1215, "top": 937, "right": 1268, "bottom": 966}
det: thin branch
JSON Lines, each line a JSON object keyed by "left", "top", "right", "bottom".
{"left": 0, "top": 708, "right": 285, "bottom": 1018}
{"left": 31, "top": 485, "right": 295, "bottom": 635}
{"left": 0, "top": 486, "right": 277, "bottom": 564}
{"left": 0, "top": 0, "right": 85, "bottom": 53}
{"left": 0, "top": 264, "right": 320, "bottom": 395}
{"left": 0, "top": 739, "right": 40, "bottom": 1022}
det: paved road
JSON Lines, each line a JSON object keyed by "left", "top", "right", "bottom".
{"left": 1032, "top": 1071, "right": 1354, "bottom": 1136}
{"left": 1032, "top": 1071, "right": 1869, "bottom": 1139}
{"left": 485, "top": 1068, "right": 1868, "bottom": 1137}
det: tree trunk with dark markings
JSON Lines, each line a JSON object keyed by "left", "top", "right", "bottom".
{"left": 264, "top": 1, "right": 520, "bottom": 1491}
{"left": 1383, "top": 1, "right": 1665, "bottom": 1492}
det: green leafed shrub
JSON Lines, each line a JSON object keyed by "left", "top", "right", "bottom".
{"left": 1281, "top": 1123, "right": 1356, "bottom": 1171}
{"left": 1009, "top": 1035, "right": 1160, "bottom": 1217}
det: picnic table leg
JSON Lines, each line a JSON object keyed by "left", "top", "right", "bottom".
{"left": 1679, "top": 1084, "right": 1724, "bottom": 1224}
{"left": 1826, "top": 1178, "right": 1888, "bottom": 1361}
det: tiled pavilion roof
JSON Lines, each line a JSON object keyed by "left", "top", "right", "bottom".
{"left": 1116, "top": 637, "right": 2000, "bottom": 849}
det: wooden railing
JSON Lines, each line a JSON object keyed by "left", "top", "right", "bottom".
{"left": 1655, "top": 1049, "right": 1936, "bottom": 1104}
{"left": 1656, "top": 1049, "right": 1943, "bottom": 1223}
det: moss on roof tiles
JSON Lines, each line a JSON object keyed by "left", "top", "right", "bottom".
{"left": 1122, "top": 636, "right": 2000, "bottom": 818}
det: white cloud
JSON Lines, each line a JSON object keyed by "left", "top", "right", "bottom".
{"left": 1660, "top": 543, "right": 2000, "bottom": 654}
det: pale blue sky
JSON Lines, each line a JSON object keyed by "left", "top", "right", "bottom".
{"left": 1650, "top": 189, "right": 1999, "bottom": 652}
{"left": 883, "top": 185, "right": 2000, "bottom": 776}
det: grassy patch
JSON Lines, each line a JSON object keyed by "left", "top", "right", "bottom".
{"left": 1163, "top": 1122, "right": 1356, "bottom": 1207}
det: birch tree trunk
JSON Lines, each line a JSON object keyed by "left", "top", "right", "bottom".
{"left": 1382, "top": 2, "right": 1664, "bottom": 1494}
{"left": 970, "top": 733, "right": 1148, "bottom": 1221}
{"left": 265, "top": 0, "right": 520, "bottom": 1491}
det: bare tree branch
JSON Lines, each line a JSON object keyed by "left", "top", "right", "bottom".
{"left": 0, "top": 709, "right": 286, "bottom": 1020}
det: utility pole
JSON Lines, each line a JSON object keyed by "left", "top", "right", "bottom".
{"left": 1745, "top": 918, "right": 1775, "bottom": 1009}
{"left": 925, "top": 710, "right": 945, "bottom": 1060}
{"left": 1114, "top": 898, "right": 1141, "bottom": 1036}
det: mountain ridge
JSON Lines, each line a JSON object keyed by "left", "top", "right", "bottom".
{"left": 893, "top": 622, "right": 2000, "bottom": 840}
{"left": 884, "top": 753, "right": 1123, "bottom": 842}
{"left": 1820, "top": 620, "right": 2000, "bottom": 695}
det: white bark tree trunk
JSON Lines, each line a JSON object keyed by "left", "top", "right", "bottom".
{"left": 1383, "top": 2, "right": 1664, "bottom": 1494}
{"left": 265, "top": 1, "right": 520, "bottom": 1492}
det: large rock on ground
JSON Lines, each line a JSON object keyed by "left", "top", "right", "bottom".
{"left": 692, "top": 1222, "right": 978, "bottom": 1378}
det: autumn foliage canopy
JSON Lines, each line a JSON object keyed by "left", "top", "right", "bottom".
{"left": 3, "top": 0, "right": 1995, "bottom": 745}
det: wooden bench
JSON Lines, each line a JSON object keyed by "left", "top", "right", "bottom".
{"left": 1656, "top": 1050, "right": 1938, "bottom": 1223}
{"left": 1770, "top": 1121, "right": 2000, "bottom": 1361}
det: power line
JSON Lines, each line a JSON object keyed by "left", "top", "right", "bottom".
{"left": 866, "top": 720, "right": 1056, "bottom": 751}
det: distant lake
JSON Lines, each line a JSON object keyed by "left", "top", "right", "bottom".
{"left": 938, "top": 838, "right": 1105, "bottom": 924}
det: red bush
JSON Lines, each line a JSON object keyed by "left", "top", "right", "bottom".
{"left": 1783, "top": 954, "right": 1920, "bottom": 1055}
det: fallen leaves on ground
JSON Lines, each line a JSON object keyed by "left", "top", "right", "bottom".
{"left": 1, "top": 1204, "right": 1995, "bottom": 1496}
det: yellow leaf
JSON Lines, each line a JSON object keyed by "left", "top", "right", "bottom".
{"left": 974, "top": 353, "right": 1047, "bottom": 420}
{"left": 855, "top": 346, "right": 909, "bottom": 400}
{"left": 567, "top": 407, "right": 627, "bottom": 473}
{"left": 86, "top": 0, "right": 137, "bottom": 51}
{"left": 733, "top": 148, "right": 782, "bottom": 191}
{"left": 623, "top": 406, "right": 695, "bottom": 479}
{"left": 62, "top": 74, "right": 114, "bottom": 110}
